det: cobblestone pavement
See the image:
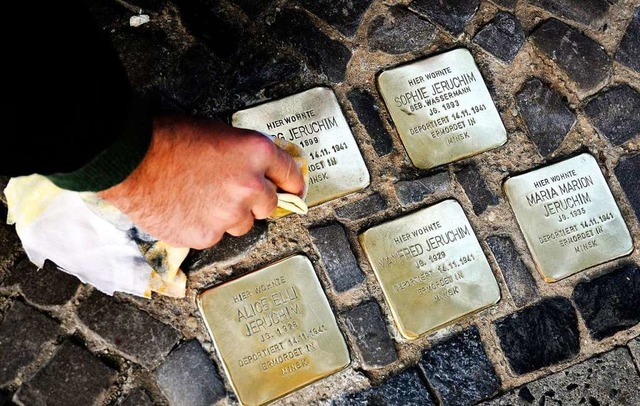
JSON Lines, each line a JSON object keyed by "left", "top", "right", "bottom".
{"left": 1, "top": 0, "right": 639, "bottom": 405}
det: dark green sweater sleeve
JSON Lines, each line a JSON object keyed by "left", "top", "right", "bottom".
{"left": 2, "top": 0, "right": 152, "bottom": 192}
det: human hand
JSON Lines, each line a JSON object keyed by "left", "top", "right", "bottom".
{"left": 97, "top": 114, "right": 305, "bottom": 249}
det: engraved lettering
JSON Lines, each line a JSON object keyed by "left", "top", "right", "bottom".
{"left": 287, "top": 116, "right": 338, "bottom": 141}
{"left": 424, "top": 225, "right": 471, "bottom": 252}
{"left": 542, "top": 192, "right": 591, "bottom": 217}
{"left": 431, "top": 72, "right": 477, "bottom": 95}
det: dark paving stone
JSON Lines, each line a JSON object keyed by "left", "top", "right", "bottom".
{"left": 409, "top": 0, "right": 480, "bottom": 35}
{"left": 154, "top": 340, "right": 226, "bottom": 406}
{"left": 3, "top": 259, "right": 81, "bottom": 306}
{"left": 184, "top": 221, "right": 268, "bottom": 271}
{"left": 419, "top": 326, "right": 501, "bottom": 405}
{"left": 572, "top": 263, "right": 640, "bottom": 340}
{"left": 493, "top": 297, "right": 580, "bottom": 375}
{"left": 164, "top": 43, "right": 227, "bottom": 110}
{"left": 231, "top": 43, "right": 303, "bottom": 95}
{"left": 342, "top": 301, "right": 398, "bottom": 368}
{"left": 615, "top": 7, "right": 640, "bottom": 72}
{"left": 367, "top": 6, "right": 436, "bottom": 54}
{"left": 0, "top": 301, "right": 60, "bottom": 385}
{"left": 77, "top": 290, "right": 181, "bottom": 369}
{"left": 616, "top": 153, "right": 640, "bottom": 220}
{"left": 483, "top": 347, "right": 640, "bottom": 406}
{"left": 0, "top": 391, "right": 10, "bottom": 405}
{"left": 394, "top": 172, "right": 451, "bottom": 205}
{"left": 456, "top": 165, "right": 498, "bottom": 215}
{"left": 120, "top": 389, "right": 154, "bottom": 406}
{"left": 333, "top": 367, "right": 435, "bottom": 405}
{"left": 530, "top": 19, "right": 611, "bottom": 91}
{"left": 486, "top": 236, "right": 538, "bottom": 308}
{"left": 0, "top": 217, "right": 21, "bottom": 283}
{"left": 176, "top": 0, "right": 242, "bottom": 59}
{"left": 335, "top": 194, "right": 387, "bottom": 220}
{"left": 271, "top": 9, "right": 352, "bottom": 82}
{"left": 310, "top": 224, "right": 366, "bottom": 292}
{"left": 516, "top": 77, "right": 576, "bottom": 156}
{"left": 473, "top": 12, "right": 524, "bottom": 63}
{"left": 15, "top": 341, "right": 117, "bottom": 406}
{"left": 297, "top": 0, "right": 373, "bottom": 37}
{"left": 528, "top": 0, "right": 611, "bottom": 26}
{"left": 585, "top": 84, "right": 640, "bottom": 146}
{"left": 347, "top": 88, "right": 394, "bottom": 156}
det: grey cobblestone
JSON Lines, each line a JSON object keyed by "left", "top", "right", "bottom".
{"left": 184, "top": 221, "right": 268, "bottom": 270}
{"left": 419, "top": 326, "right": 501, "bottom": 405}
{"left": 615, "top": 7, "right": 640, "bottom": 73}
{"left": 310, "top": 224, "right": 366, "bottom": 292}
{"left": 516, "top": 77, "right": 576, "bottom": 156}
{"left": 347, "top": 87, "right": 394, "bottom": 157}
{"left": 0, "top": 301, "right": 59, "bottom": 385}
{"left": 615, "top": 153, "right": 640, "bottom": 220}
{"left": 409, "top": 0, "right": 480, "bottom": 35}
{"left": 154, "top": 339, "right": 226, "bottom": 406}
{"left": 342, "top": 300, "right": 398, "bottom": 368}
{"left": 572, "top": 262, "right": 640, "bottom": 340}
{"left": 530, "top": 19, "right": 611, "bottom": 92}
{"left": 271, "top": 8, "right": 352, "bottom": 82}
{"left": 481, "top": 347, "right": 640, "bottom": 406}
{"left": 367, "top": 5, "right": 436, "bottom": 55}
{"left": 456, "top": 165, "right": 499, "bottom": 215}
{"left": 493, "top": 297, "right": 580, "bottom": 375}
{"left": 297, "top": 0, "right": 373, "bottom": 37}
{"left": 14, "top": 341, "right": 117, "bottom": 406}
{"left": 473, "top": 12, "right": 524, "bottom": 63}
{"left": 335, "top": 193, "right": 387, "bottom": 221}
{"left": 77, "top": 290, "right": 181, "bottom": 369}
{"left": 629, "top": 337, "right": 640, "bottom": 364}
{"left": 584, "top": 84, "right": 640, "bottom": 146}
{"left": 527, "top": 0, "right": 611, "bottom": 27}
{"left": 486, "top": 235, "right": 539, "bottom": 308}
{"left": 394, "top": 172, "right": 451, "bottom": 206}
{"left": 3, "top": 259, "right": 80, "bottom": 306}
{"left": 331, "top": 367, "right": 435, "bottom": 405}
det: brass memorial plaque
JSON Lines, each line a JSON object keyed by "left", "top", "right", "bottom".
{"left": 504, "top": 153, "right": 633, "bottom": 282}
{"left": 232, "top": 87, "right": 370, "bottom": 207}
{"left": 197, "top": 255, "right": 350, "bottom": 406}
{"left": 377, "top": 48, "right": 507, "bottom": 169}
{"left": 359, "top": 199, "right": 501, "bottom": 339}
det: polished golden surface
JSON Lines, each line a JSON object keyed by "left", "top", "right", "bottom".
{"left": 504, "top": 153, "right": 633, "bottom": 282}
{"left": 232, "top": 86, "right": 370, "bottom": 208}
{"left": 377, "top": 48, "right": 506, "bottom": 169}
{"left": 197, "top": 255, "right": 350, "bottom": 406}
{"left": 359, "top": 199, "right": 500, "bottom": 340}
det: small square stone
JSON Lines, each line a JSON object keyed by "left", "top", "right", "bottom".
{"left": 503, "top": 153, "right": 633, "bottom": 282}
{"left": 473, "top": 12, "right": 525, "bottom": 63}
{"left": 419, "top": 327, "right": 501, "bottom": 405}
{"left": 572, "top": 263, "right": 640, "bottom": 340}
{"left": 377, "top": 48, "right": 507, "bottom": 169}
{"left": 585, "top": 84, "right": 640, "bottom": 146}
{"left": 342, "top": 301, "right": 398, "bottom": 368}
{"left": 232, "top": 87, "right": 370, "bottom": 207}
{"left": 359, "top": 199, "right": 501, "bottom": 339}
{"left": 197, "top": 255, "right": 350, "bottom": 406}
{"left": 493, "top": 297, "right": 580, "bottom": 374}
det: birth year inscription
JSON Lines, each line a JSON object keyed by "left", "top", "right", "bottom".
{"left": 359, "top": 199, "right": 500, "bottom": 339}
{"left": 377, "top": 48, "right": 507, "bottom": 169}
{"left": 232, "top": 86, "right": 370, "bottom": 208}
{"left": 197, "top": 255, "right": 350, "bottom": 406}
{"left": 504, "top": 153, "right": 633, "bottom": 282}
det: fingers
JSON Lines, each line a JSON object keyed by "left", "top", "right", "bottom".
{"left": 264, "top": 143, "right": 305, "bottom": 196}
{"left": 251, "top": 179, "right": 278, "bottom": 219}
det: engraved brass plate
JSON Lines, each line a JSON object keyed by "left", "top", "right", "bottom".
{"left": 504, "top": 153, "right": 633, "bottom": 282}
{"left": 232, "top": 87, "right": 370, "bottom": 207}
{"left": 377, "top": 48, "right": 507, "bottom": 169}
{"left": 359, "top": 199, "right": 501, "bottom": 339}
{"left": 197, "top": 255, "right": 350, "bottom": 406}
